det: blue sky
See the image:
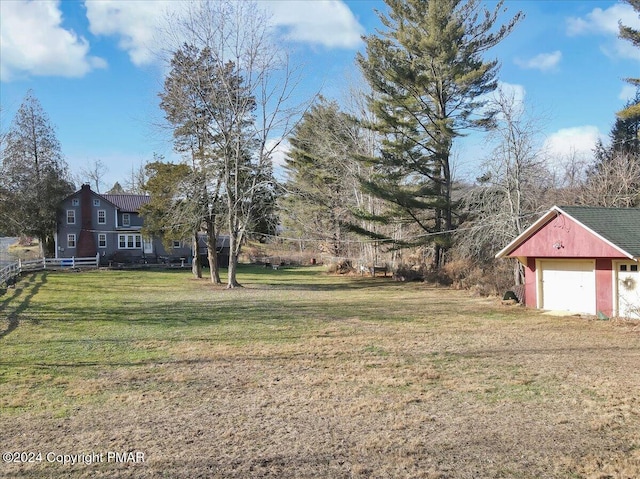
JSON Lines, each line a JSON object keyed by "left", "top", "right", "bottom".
{"left": 1, "top": 0, "right": 639, "bottom": 190}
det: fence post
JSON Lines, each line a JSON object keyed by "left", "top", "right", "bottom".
{"left": 18, "top": 258, "right": 22, "bottom": 274}
{"left": 95, "top": 253, "right": 100, "bottom": 267}
{"left": 72, "top": 256, "right": 75, "bottom": 268}
{"left": 43, "top": 257, "right": 46, "bottom": 269}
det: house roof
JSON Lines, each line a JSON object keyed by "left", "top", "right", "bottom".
{"left": 496, "top": 205, "right": 640, "bottom": 260}
{"left": 100, "top": 194, "right": 151, "bottom": 213}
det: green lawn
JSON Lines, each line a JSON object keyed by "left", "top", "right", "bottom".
{"left": 1, "top": 266, "right": 639, "bottom": 478}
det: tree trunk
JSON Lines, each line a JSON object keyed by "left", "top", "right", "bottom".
{"left": 206, "top": 217, "right": 221, "bottom": 284}
{"left": 226, "top": 213, "right": 241, "bottom": 288}
{"left": 191, "top": 231, "right": 202, "bottom": 279}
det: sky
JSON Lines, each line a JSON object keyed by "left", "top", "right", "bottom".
{"left": 1, "top": 0, "right": 639, "bottom": 190}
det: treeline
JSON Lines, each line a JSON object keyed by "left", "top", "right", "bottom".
{"left": 1, "top": 0, "right": 638, "bottom": 294}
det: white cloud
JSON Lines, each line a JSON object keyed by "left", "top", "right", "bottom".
{"left": 567, "top": 3, "right": 640, "bottom": 36}
{"left": 496, "top": 81, "right": 526, "bottom": 103}
{"left": 566, "top": 4, "right": 640, "bottom": 61}
{"left": 85, "top": 0, "right": 182, "bottom": 66}
{"left": 0, "top": 0, "right": 106, "bottom": 81}
{"left": 84, "top": 0, "right": 364, "bottom": 68}
{"left": 266, "top": 138, "right": 290, "bottom": 180}
{"left": 543, "top": 126, "right": 602, "bottom": 160}
{"left": 265, "top": 0, "right": 364, "bottom": 49}
{"left": 515, "top": 51, "right": 562, "bottom": 71}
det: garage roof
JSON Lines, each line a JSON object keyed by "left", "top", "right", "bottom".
{"left": 496, "top": 205, "right": 640, "bottom": 259}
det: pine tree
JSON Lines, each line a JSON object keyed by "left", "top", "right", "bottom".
{"left": 284, "top": 99, "right": 361, "bottom": 257}
{"left": 618, "top": 0, "right": 640, "bottom": 121}
{"left": 357, "top": 0, "right": 521, "bottom": 269}
{"left": 0, "top": 91, "right": 74, "bottom": 254}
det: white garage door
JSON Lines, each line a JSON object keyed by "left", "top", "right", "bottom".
{"left": 539, "top": 260, "right": 596, "bottom": 314}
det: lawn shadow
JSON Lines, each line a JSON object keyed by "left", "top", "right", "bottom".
{"left": 0, "top": 272, "right": 47, "bottom": 340}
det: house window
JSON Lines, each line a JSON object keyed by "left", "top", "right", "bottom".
{"left": 67, "top": 210, "right": 76, "bottom": 224}
{"left": 172, "top": 240, "right": 181, "bottom": 248}
{"left": 122, "top": 213, "right": 130, "bottom": 227}
{"left": 67, "top": 234, "right": 76, "bottom": 248}
{"left": 118, "top": 234, "right": 142, "bottom": 249}
{"left": 98, "top": 234, "right": 107, "bottom": 248}
{"left": 97, "top": 210, "right": 106, "bottom": 224}
{"left": 632, "top": 265, "right": 638, "bottom": 272}
{"left": 621, "top": 265, "right": 628, "bottom": 272}
{"left": 93, "top": 199, "right": 101, "bottom": 206}
{"left": 72, "top": 199, "right": 79, "bottom": 206}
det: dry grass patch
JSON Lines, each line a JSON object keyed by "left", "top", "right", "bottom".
{"left": 1, "top": 267, "right": 639, "bottom": 478}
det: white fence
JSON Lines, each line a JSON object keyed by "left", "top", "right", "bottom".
{"left": 0, "top": 254, "right": 100, "bottom": 286}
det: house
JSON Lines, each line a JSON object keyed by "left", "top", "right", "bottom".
{"left": 55, "top": 184, "right": 230, "bottom": 267}
{"left": 496, "top": 205, "right": 640, "bottom": 318}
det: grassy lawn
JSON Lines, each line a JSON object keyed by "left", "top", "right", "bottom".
{"left": 1, "top": 265, "right": 639, "bottom": 478}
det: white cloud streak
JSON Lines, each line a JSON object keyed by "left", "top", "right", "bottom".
{"left": 0, "top": 0, "right": 106, "bottom": 81}
{"left": 543, "top": 126, "right": 602, "bottom": 160}
{"left": 84, "top": 0, "right": 364, "bottom": 69}
{"left": 515, "top": 51, "right": 562, "bottom": 71}
{"left": 566, "top": 3, "right": 640, "bottom": 61}
{"left": 265, "top": 0, "right": 364, "bottom": 49}
{"left": 567, "top": 3, "right": 640, "bottom": 36}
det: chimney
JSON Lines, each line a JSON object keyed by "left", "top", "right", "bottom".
{"left": 77, "top": 184, "right": 97, "bottom": 257}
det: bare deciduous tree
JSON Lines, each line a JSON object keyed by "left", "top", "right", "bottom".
{"left": 578, "top": 152, "right": 640, "bottom": 207}
{"left": 159, "top": 0, "right": 305, "bottom": 288}
{"left": 79, "top": 159, "right": 108, "bottom": 193}
{"left": 457, "top": 86, "right": 551, "bottom": 284}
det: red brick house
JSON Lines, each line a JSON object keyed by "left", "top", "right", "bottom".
{"left": 496, "top": 206, "right": 640, "bottom": 318}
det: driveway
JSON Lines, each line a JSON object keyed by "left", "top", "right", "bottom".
{"left": 0, "top": 237, "right": 18, "bottom": 267}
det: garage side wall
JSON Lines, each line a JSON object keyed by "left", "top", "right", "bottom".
{"left": 525, "top": 257, "right": 537, "bottom": 309}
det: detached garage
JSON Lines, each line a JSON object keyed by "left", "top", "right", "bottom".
{"left": 496, "top": 206, "right": 640, "bottom": 318}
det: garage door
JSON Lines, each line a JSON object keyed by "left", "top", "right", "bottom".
{"left": 539, "top": 260, "right": 596, "bottom": 314}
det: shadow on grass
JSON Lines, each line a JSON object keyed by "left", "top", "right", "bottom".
{"left": 231, "top": 265, "right": 397, "bottom": 291}
{"left": 0, "top": 272, "right": 47, "bottom": 340}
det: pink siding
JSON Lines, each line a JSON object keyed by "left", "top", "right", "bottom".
{"left": 595, "top": 258, "right": 613, "bottom": 317}
{"left": 524, "top": 257, "right": 537, "bottom": 308}
{"left": 510, "top": 213, "right": 627, "bottom": 259}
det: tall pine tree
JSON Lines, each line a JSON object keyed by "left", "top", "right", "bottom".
{"left": 284, "top": 99, "right": 361, "bottom": 257}
{"left": 618, "top": 0, "right": 640, "bottom": 121}
{"left": 357, "top": 0, "right": 521, "bottom": 269}
{"left": 0, "top": 91, "right": 74, "bottom": 254}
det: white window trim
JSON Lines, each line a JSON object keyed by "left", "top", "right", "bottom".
{"left": 72, "top": 199, "right": 79, "bottom": 206}
{"left": 122, "top": 213, "right": 131, "bottom": 227}
{"left": 98, "top": 233, "right": 107, "bottom": 248}
{"left": 118, "top": 234, "right": 142, "bottom": 250}
{"left": 97, "top": 210, "right": 106, "bottom": 224}
{"left": 67, "top": 210, "right": 76, "bottom": 225}
{"left": 67, "top": 234, "right": 76, "bottom": 248}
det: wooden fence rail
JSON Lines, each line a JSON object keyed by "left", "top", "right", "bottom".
{"left": 0, "top": 254, "right": 100, "bottom": 286}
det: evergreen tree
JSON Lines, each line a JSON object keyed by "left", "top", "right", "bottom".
{"left": 588, "top": 93, "right": 640, "bottom": 177}
{"left": 356, "top": 0, "right": 521, "bottom": 269}
{"left": 284, "top": 99, "right": 361, "bottom": 257}
{"left": 618, "top": 0, "right": 640, "bottom": 121}
{"left": 611, "top": 92, "right": 640, "bottom": 156}
{"left": 0, "top": 91, "right": 74, "bottom": 255}
{"left": 159, "top": 44, "right": 224, "bottom": 282}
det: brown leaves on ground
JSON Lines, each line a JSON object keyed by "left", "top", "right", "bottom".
{"left": 1, "top": 273, "right": 640, "bottom": 478}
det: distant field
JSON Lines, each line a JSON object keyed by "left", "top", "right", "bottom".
{"left": 1, "top": 266, "right": 639, "bottom": 478}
